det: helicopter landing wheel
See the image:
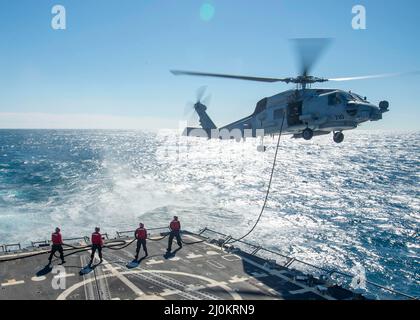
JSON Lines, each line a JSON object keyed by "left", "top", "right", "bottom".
{"left": 333, "top": 132, "right": 344, "bottom": 144}
{"left": 302, "top": 128, "right": 314, "bottom": 141}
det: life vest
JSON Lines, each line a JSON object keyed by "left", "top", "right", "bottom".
{"left": 170, "top": 220, "right": 181, "bottom": 231}
{"left": 51, "top": 232, "right": 63, "bottom": 245}
{"left": 91, "top": 232, "right": 103, "bottom": 246}
{"left": 135, "top": 228, "right": 147, "bottom": 240}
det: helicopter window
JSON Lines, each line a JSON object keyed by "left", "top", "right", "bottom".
{"left": 351, "top": 93, "right": 367, "bottom": 102}
{"left": 273, "top": 109, "right": 284, "bottom": 119}
{"left": 254, "top": 98, "right": 268, "bottom": 115}
{"left": 328, "top": 93, "right": 342, "bottom": 106}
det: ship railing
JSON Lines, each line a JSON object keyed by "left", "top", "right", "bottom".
{"left": 31, "top": 240, "right": 50, "bottom": 248}
{"left": 116, "top": 226, "right": 169, "bottom": 238}
{"left": 31, "top": 236, "right": 91, "bottom": 248}
{"left": 64, "top": 236, "right": 91, "bottom": 243}
{"left": 0, "top": 243, "right": 22, "bottom": 252}
{"left": 200, "top": 227, "right": 417, "bottom": 300}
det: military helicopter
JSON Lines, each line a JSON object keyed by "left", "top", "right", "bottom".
{"left": 171, "top": 39, "right": 418, "bottom": 144}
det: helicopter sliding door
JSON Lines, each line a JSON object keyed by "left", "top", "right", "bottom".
{"left": 287, "top": 101, "right": 303, "bottom": 126}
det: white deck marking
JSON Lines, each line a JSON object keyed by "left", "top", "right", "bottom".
{"left": 57, "top": 270, "right": 241, "bottom": 300}
{"left": 102, "top": 264, "right": 123, "bottom": 272}
{"left": 1, "top": 279, "right": 25, "bottom": 287}
{"left": 102, "top": 258, "right": 144, "bottom": 297}
{"left": 221, "top": 254, "right": 241, "bottom": 262}
{"left": 160, "top": 289, "right": 182, "bottom": 297}
{"left": 207, "top": 260, "right": 225, "bottom": 269}
{"left": 242, "top": 259, "right": 336, "bottom": 300}
{"left": 31, "top": 276, "right": 47, "bottom": 282}
{"left": 200, "top": 239, "right": 336, "bottom": 300}
{"left": 206, "top": 251, "right": 219, "bottom": 256}
{"left": 186, "top": 253, "right": 203, "bottom": 259}
{"left": 80, "top": 256, "right": 95, "bottom": 300}
{"left": 93, "top": 263, "right": 113, "bottom": 300}
{"left": 145, "top": 259, "right": 164, "bottom": 265}
{"left": 206, "top": 281, "right": 228, "bottom": 288}
{"left": 166, "top": 256, "right": 181, "bottom": 261}
{"left": 54, "top": 273, "right": 75, "bottom": 279}
{"left": 185, "top": 284, "right": 206, "bottom": 292}
{"left": 229, "top": 275, "right": 250, "bottom": 284}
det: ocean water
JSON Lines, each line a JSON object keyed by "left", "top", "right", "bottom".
{"left": 0, "top": 129, "right": 418, "bottom": 298}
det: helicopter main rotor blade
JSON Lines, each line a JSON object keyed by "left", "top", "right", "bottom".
{"left": 171, "top": 70, "right": 289, "bottom": 83}
{"left": 328, "top": 70, "right": 420, "bottom": 82}
{"left": 291, "top": 38, "right": 333, "bottom": 77}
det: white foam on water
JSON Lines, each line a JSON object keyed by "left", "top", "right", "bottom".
{"left": 0, "top": 129, "right": 418, "bottom": 297}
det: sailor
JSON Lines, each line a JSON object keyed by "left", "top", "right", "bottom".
{"left": 134, "top": 223, "right": 148, "bottom": 260}
{"left": 89, "top": 227, "right": 104, "bottom": 266}
{"left": 48, "top": 227, "right": 65, "bottom": 265}
{"left": 167, "top": 216, "right": 182, "bottom": 252}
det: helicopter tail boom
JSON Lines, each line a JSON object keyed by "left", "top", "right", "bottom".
{"left": 194, "top": 102, "right": 217, "bottom": 130}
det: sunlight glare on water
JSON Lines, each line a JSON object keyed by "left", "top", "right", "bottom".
{"left": 0, "top": 129, "right": 418, "bottom": 298}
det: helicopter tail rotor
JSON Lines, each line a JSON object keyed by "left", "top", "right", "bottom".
{"left": 183, "top": 87, "right": 213, "bottom": 127}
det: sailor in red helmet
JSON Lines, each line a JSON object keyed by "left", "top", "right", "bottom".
{"left": 134, "top": 223, "right": 148, "bottom": 260}
{"left": 89, "top": 227, "right": 104, "bottom": 266}
{"left": 167, "top": 216, "right": 182, "bottom": 253}
{"left": 48, "top": 227, "right": 65, "bottom": 265}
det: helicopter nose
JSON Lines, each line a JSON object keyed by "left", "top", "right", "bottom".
{"left": 369, "top": 105, "right": 383, "bottom": 121}
{"left": 354, "top": 103, "right": 372, "bottom": 120}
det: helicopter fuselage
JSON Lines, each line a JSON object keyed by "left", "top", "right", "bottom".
{"left": 195, "top": 88, "right": 390, "bottom": 143}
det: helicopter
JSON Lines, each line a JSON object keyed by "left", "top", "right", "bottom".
{"left": 171, "top": 38, "right": 419, "bottom": 144}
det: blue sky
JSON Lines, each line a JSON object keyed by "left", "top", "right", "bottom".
{"left": 0, "top": 0, "right": 419, "bottom": 129}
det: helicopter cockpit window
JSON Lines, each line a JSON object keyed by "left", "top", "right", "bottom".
{"left": 351, "top": 93, "right": 368, "bottom": 102}
{"left": 328, "top": 93, "right": 342, "bottom": 106}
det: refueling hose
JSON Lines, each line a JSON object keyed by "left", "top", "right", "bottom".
{"left": 0, "top": 230, "right": 204, "bottom": 264}
{"left": 0, "top": 239, "right": 132, "bottom": 263}
{"left": 226, "top": 114, "right": 286, "bottom": 245}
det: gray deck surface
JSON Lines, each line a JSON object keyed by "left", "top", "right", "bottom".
{"left": 0, "top": 232, "right": 356, "bottom": 300}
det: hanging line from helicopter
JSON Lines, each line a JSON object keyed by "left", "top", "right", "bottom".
{"left": 226, "top": 112, "right": 286, "bottom": 245}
